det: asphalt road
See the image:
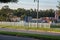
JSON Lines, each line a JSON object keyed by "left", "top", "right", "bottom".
{"left": 0, "top": 28, "right": 60, "bottom": 36}
{"left": 0, "top": 35, "right": 38, "bottom": 40}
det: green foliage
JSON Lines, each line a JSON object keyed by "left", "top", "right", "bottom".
{"left": 0, "top": 0, "right": 18, "bottom": 3}
{"left": 0, "top": 5, "right": 55, "bottom": 21}
{"left": 51, "top": 25, "right": 60, "bottom": 28}
{"left": 57, "top": 1, "right": 60, "bottom": 10}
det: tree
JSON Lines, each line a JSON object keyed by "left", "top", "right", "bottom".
{"left": 57, "top": 1, "right": 60, "bottom": 18}
{"left": 13, "top": 8, "right": 26, "bottom": 17}
{"left": 1, "top": 5, "right": 13, "bottom": 17}
{"left": 57, "top": 1, "right": 60, "bottom": 10}
{"left": 2, "top": 5, "right": 9, "bottom": 9}
{"left": 0, "top": 0, "right": 18, "bottom": 3}
{"left": 0, "top": 5, "right": 13, "bottom": 21}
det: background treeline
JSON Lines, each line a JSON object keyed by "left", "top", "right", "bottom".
{"left": 0, "top": 5, "right": 55, "bottom": 21}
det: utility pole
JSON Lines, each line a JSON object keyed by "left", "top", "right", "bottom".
{"left": 34, "top": 0, "right": 39, "bottom": 28}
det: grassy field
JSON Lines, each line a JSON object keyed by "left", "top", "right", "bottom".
{"left": 0, "top": 31, "right": 60, "bottom": 40}
{"left": 0, "top": 25, "right": 60, "bottom": 40}
{"left": 0, "top": 25, "right": 60, "bottom": 32}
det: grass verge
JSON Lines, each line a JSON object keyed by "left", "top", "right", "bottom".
{"left": 0, "top": 31, "right": 60, "bottom": 40}
{"left": 0, "top": 25, "right": 60, "bottom": 32}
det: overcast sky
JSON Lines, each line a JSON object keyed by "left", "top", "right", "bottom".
{"left": 0, "top": 0, "right": 59, "bottom": 10}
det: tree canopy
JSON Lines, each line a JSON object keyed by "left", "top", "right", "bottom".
{"left": 0, "top": 5, "right": 55, "bottom": 21}
{"left": 0, "top": 0, "right": 18, "bottom": 3}
{"left": 57, "top": 1, "right": 60, "bottom": 10}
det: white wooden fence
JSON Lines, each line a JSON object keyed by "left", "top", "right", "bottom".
{"left": 0, "top": 21, "right": 50, "bottom": 28}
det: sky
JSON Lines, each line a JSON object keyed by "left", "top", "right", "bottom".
{"left": 0, "top": 0, "right": 59, "bottom": 10}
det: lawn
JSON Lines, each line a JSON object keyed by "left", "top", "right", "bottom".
{"left": 0, "top": 25, "right": 60, "bottom": 32}
{"left": 0, "top": 25, "right": 60, "bottom": 40}
{"left": 0, "top": 31, "right": 60, "bottom": 40}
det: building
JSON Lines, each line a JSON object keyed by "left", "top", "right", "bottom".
{"left": 54, "top": 10, "right": 60, "bottom": 23}
{"left": 55, "top": 10, "right": 60, "bottom": 20}
{"left": 10, "top": 16, "right": 20, "bottom": 22}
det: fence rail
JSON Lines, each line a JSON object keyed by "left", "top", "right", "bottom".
{"left": 0, "top": 22, "right": 60, "bottom": 28}
{"left": 0, "top": 21, "right": 51, "bottom": 28}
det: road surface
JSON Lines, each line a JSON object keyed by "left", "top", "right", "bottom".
{"left": 0, "top": 28, "right": 60, "bottom": 36}
{"left": 0, "top": 35, "right": 38, "bottom": 40}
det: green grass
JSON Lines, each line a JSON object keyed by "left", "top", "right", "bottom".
{"left": 51, "top": 25, "right": 60, "bottom": 28}
{"left": 0, "top": 25, "right": 60, "bottom": 40}
{"left": 0, "top": 25, "right": 60, "bottom": 32}
{"left": 0, "top": 31, "right": 60, "bottom": 40}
